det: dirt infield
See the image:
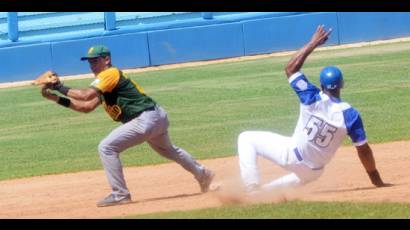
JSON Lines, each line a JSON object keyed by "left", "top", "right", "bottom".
{"left": 0, "top": 141, "right": 408, "bottom": 218}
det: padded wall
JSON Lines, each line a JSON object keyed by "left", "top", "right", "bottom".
{"left": 243, "top": 12, "right": 339, "bottom": 55}
{"left": 337, "top": 12, "right": 410, "bottom": 44}
{"left": 2, "top": 13, "right": 410, "bottom": 83}
{"left": 51, "top": 33, "right": 150, "bottom": 76}
{"left": 0, "top": 43, "right": 52, "bottom": 82}
{"left": 148, "top": 23, "right": 244, "bottom": 66}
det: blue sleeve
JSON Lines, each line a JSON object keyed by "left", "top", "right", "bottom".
{"left": 343, "top": 107, "right": 367, "bottom": 144}
{"left": 289, "top": 72, "right": 321, "bottom": 105}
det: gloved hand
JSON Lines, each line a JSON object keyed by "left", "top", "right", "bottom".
{"left": 32, "top": 70, "right": 60, "bottom": 89}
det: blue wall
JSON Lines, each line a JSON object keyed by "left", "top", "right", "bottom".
{"left": 337, "top": 12, "right": 410, "bottom": 44}
{"left": 51, "top": 33, "right": 150, "bottom": 76}
{"left": 2, "top": 12, "right": 410, "bottom": 83}
{"left": 0, "top": 43, "right": 52, "bottom": 82}
{"left": 243, "top": 13, "right": 339, "bottom": 55}
{"left": 148, "top": 23, "right": 244, "bottom": 65}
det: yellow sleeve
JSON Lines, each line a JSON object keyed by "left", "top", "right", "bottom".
{"left": 94, "top": 68, "right": 120, "bottom": 93}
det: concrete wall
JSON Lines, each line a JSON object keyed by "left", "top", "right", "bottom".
{"left": 2, "top": 12, "right": 410, "bottom": 83}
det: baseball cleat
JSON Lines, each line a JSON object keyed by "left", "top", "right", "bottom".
{"left": 97, "top": 194, "right": 132, "bottom": 207}
{"left": 198, "top": 169, "right": 215, "bottom": 193}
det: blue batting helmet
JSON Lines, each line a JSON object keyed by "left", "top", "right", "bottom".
{"left": 319, "top": 66, "right": 343, "bottom": 90}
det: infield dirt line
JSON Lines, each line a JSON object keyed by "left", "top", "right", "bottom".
{"left": 0, "top": 140, "right": 408, "bottom": 218}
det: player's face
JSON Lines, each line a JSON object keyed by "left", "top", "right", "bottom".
{"left": 88, "top": 56, "right": 110, "bottom": 75}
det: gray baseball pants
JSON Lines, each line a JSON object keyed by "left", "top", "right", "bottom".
{"left": 98, "top": 105, "right": 205, "bottom": 199}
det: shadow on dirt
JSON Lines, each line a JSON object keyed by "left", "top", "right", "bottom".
{"left": 315, "top": 183, "right": 395, "bottom": 194}
{"left": 134, "top": 192, "right": 203, "bottom": 204}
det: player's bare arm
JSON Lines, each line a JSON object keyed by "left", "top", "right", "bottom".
{"left": 41, "top": 86, "right": 100, "bottom": 113}
{"left": 66, "top": 87, "right": 99, "bottom": 101}
{"left": 42, "top": 72, "right": 100, "bottom": 101}
{"left": 356, "top": 143, "right": 387, "bottom": 187}
{"left": 285, "top": 25, "right": 332, "bottom": 78}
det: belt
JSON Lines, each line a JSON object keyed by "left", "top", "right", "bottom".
{"left": 127, "top": 105, "right": 157, "bottom": 122}
{"left": 135, "top": 105, "right": 156, "bottom": 117}
{"left": 122, "top": 105, "right": 157, "bottom": 123}
{"left": 293, "top": 148, "right": 324, "bottom": 171}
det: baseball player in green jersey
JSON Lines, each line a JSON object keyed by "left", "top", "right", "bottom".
{"left": 40, "top": 45, "right": 214, "bottom": 207}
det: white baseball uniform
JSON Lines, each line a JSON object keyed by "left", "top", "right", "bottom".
{"left": 238, "top": 71, "right": 367, "bottom": 191}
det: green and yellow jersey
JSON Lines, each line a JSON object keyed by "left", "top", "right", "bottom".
{"left": 90, "top": 67, "right": 156, "bottom": 123}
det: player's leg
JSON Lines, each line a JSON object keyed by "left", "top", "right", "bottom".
{"left": 261, "top": 166, "right": 324, "bottom": 191}
{"left": 147, "top": 106, "right": 214, "bottom": 192}
{"left": 97, "top": 112, "right": 153, "bottom": 205}
{"left": 260, "top": 173, "right": 301, "bottom": 190}
{"left": 237, "top": 131, "right": 292, "bottom": 190}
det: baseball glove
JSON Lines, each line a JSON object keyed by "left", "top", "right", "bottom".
{"left": 31, "top": 70, "right": 60, "bottom": 87}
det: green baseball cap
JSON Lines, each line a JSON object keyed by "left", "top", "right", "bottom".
{"left": 80, "top": 45, "right": 111, "bottom": 61}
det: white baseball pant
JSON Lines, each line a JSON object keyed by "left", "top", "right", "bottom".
{"left": 237, "top": 131, "right": 324, "bottom": 191}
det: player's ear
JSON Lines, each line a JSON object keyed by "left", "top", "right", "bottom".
{"left": 103, "top": 56, "right": 111, "bottom": 66}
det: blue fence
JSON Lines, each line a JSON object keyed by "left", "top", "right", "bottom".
{"left": 2, "top": 12, "right": 410, "bottom": 83}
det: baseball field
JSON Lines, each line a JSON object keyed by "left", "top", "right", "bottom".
{"left": 0, "top": 40, "right": 409, "bottom": 218}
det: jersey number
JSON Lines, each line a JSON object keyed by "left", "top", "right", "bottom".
{"left": 304, "top": 115, "right": 337, "bottom": 148}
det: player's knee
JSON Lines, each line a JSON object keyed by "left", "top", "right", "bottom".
{"left": 98, "top": 142, "right": 108, "bottom": 155}
{"left": 238, "top": 131, "right": 254, "bottom": 144}
{"left": 150, "top": 143, "right": 176, "bottom": 160}
{"left": 154, "top": 146, "right": 172, "bottom": 157}
{"left": 300, "top": 170, "right": 323, "bottom": 184}
{"left": 98, "top": 141, "right": 116, "bottom": 156}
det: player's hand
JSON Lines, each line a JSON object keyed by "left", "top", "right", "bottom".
{"left": 367, "top": 170, "right": 391, "bottom": 187}
{"left": 376, "top": 183, "right": 394, "bottom": 188}
{"left": 41, "top": 85, "right": 58, "bottom": 101}
{"left": 49, "top": 78, "right": 63, "bottom": 91}
{"left": 310, "top": 25, "right": 332, "bottom": 47}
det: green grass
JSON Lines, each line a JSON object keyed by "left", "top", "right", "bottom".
{"left": 0, "top": 41, "right": 409, "bottom": 181}
{"left": 125, "top": 201, "right": 410, "bottom": 219}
